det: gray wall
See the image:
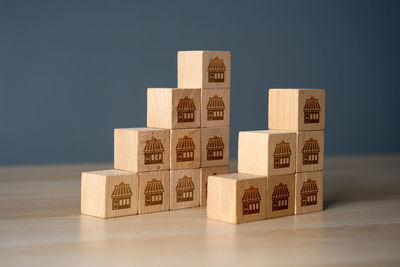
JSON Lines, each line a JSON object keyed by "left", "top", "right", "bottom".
{"left": 1, "top": 0, "right": 399, "bottom": 165}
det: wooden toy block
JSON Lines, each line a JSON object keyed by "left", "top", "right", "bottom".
{"left": 114, "top": 128, "right": 170, "bottom": 172}
{"left": 170, "top": 168, "right": 200, "bottom": 210}
{"left": 266, "top": 174, "right": 295, "bottom": 219}
{"left": 178, "top": 51, "right": 231, "bottom": 89}
{"left": 81, "top": 170, "right": 138, "bottom": 218}
{"left": 201, "top": 88, "right": 230, "bottom": 128}
{"left": 200, "top": 165, "right": 230, "bottom": 206}
{"left": 296, "top": 130, "right": 324, "bottom": 172}
{"left": 295, "top": 171, "right": 323, "bottom": 215}
{"left": 268, "top": 89, "right": 326, "bottom": 131}
{"left": 238, "top": 130, "right": 296, "bottom": 176}
{"left": 207, "top": 173, "right": 267, "bottom": 224}
{"left": 147, "top": 88, "right": 201, "bottom": 129}
{"left": 138, "top": 170, "right": 170, "bottom": 214}
{"left": 200, "top": 127, "right": 230, "bottom": 167}
{"left": 170, "top": 128, "right": 201, "bottom": 170}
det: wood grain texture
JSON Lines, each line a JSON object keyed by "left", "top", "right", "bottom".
{"left": 200, "top": 127, "right": 230, "bottom": 167}
{"left": 178, "top": 51, "right": 231, "bottom": 89}
{"left": 268, "top": 89, "right": 326, "bottom": 131}
{"left": 266, "top": 174, "right": 295, "bottom": 219}
{"left": 170, "top": 128, "right": 201, "bottom": 170}
{"left": 81, "top": 170, "right": 138, "bottom": 218}
{"left": 170, "top": 168, "right": 200, "bottom": 210}
{"left": 238, "top": 130, "right": 296, "bottom": 176}
{"left": 296, "top": 130, "right": 325, "bottom": 172}
{"left": 295, "top": 171, "right": 323, "bottom": 215}
{"left": 114, "top": 128, "right": 170, "bottom": 172}
{"left": 207, "top": 173, "right": 267, "bottom": 224}
{"left": 201, "top": 88, "right": 230, "bottom": 128}
{"left": 147, "top": 88, "right": 201, "bottom": 129}
{"left": 200, "top": 165, "right": 230, "bottom": 206}
{"left": 138, "top": 170, "right": 170, "bottom": 214}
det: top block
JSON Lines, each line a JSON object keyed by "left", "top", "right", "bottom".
{"left": 178, "top": 51, "right": 231, "bottom": 89}
{"left": 268, "top": 89, "right": 326, "bottom": 131}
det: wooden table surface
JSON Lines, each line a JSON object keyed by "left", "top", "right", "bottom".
{"left": 1, "top": 155, "right": 400, "bottom": 266}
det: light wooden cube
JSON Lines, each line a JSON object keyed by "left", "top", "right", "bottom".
{"left": 138, "top": 170, "right": 170, "bottom": 214}
{"left": 207, "top": 173, "right": 267, "bottom": 224}
{"left": 178, "top": 51, "right": 231, "bottom": 89}
{"left": 114, "top": 127, "right": 170, "bottom": 172}
{"left": 170, "top": 128, "right": 201, "bottom": 170}
{"left": 266, "top": 174, "right": 295, "bottom": 219}
{"left": 295, "top": 171, "right": 323, "bottom": 215}
{"left": 147, "top": 88, "right": 201, "bottom": 129}
{"left": 201, "top": 88, "right": 230, "bottom": 128}
{"left": 200, "top": 165, "right": 230, "bottom": 206}
{"left": 81, "top": 170, "right": 138, "bottom": 219}
{"left": 170, "top": 168, "right": 200, "bottom": 210}
{"left": 296, "top": 130, "right": 324, "bottom": 172}
{"left": 268, "top": 89, "right": 326, "bottom": 131}
{"left": 200, "top": 127, "right": 230, "bottom": 167}
{"left": 238, "top": 130, "right": 296, "bottom": 176}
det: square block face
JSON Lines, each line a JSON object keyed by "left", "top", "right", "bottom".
{"left": 268, "top": 89, "right": 326, "bottom": 131}
{"left": 201, "top": 89, "right": 230, "bottom": 128}
{"left": 200, "top": 165, "right": 230, "bottom": 206}
{"left": 201, "top": 127, "right": 230, "bottom": 167}
{"left": 138, "top": 170, "right": 170, "bottom": 214}
{"left": 178, "top": 51, "right": 231, "bottom": 89}
{"left": 170, "top": 169, "right": 200, "bottom": 210}
{"left": 147, "top": 88, "right": 201, "bottom": 129}
{"left": 114, "top": 128, "right": 170, "bottom": 172}
{"left": 170, "top": 128, "right": 201, "bottom": 169}
{"left": 296, "top": 131, "right": 324, "bottom": 172}
{"left": 207, "top": 173, "right": 267, "bottom": 224}
{"left": 295, "top": 171, "right": 323, "bottom": 215}
{"left": 81, "top": 170, "right": 139, "bottom": 219}
{"left": 238, "top": 130, "right": 296, "bottom": 176}
{"left": 266, "top": 175, "right": 295, "bottom": 219}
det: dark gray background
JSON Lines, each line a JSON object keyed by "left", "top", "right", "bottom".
{"left": 1, "top": 0, "right": 399, "bottom": 165}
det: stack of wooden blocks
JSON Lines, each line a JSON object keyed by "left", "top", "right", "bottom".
{"left": 207, "top": 89, "right": 325, "bottom": 224}
{"left": 81, "top": 51, "right": 231, "bottom": 218}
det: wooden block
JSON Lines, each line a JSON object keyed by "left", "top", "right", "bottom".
{"left": 296, "top": 130, "right": 324, "bottom": 172}
{"left": 200, "top": 165, "right": 230, "bottom": 206}
{"left": 295, "top": 171, "right": 323, "bottom": 215}
{"left": 170, "top": 168, "right": 200, "bottom": 210}
{"left": 138, "top": 170, "right": 170, "bottom": 214}
{"left": 178, "top": 51, "right": 231, "bottom": 89}
{"left": 266, "top": 174, "right": 295, "bottom": 219}
{"left": 268, "top": 89, "right": 326, "bottom": 131}
{"left": 200, "top": 127, "right": 230, "bottom": 167}
{"left": 147, "top": 88, "right": 201, "bottom": 129}
{"left": 170, "top": 128, "right": 201, "bottom": 170}
{"left": 207, "top": 173, "right": 267, "bottom": 224}
{"left": 201, "top": 88, "right": 230, "bottom": 128}
{"left": 81, "top": 169, "right": 138, "bottom": 219}
{"left": 238, "top": 130, "right": 296, "bottom": 176}
{"left": 114, "top": 127, "right": 170, "bottom": 172}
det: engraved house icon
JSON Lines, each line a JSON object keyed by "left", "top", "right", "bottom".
{"left": 242, "top": 186, "right": 261, "bottom": 215}
{"left": 176, "top": 176, "right": 195, "bottom": 203}
{"left": 111, "top": 182, "right": 133, "bottom": 210}
{"left": 272, "top": 183, "right": 289, "bottom": 211}
{"left": 273, "top": 141, "right": 291, "bottom": 169}
{"left": 206, "top": 95, "right": 225, "bottom": 121}
{"left": 176, "top": 136, "right": 195, "bottom": 162}
{"left": 144, "top": 137, "right": 164, "bottom": 165}
{"left": 300, "top": 179, "right": 318, "bottom": 206}
{"left": 304, "top": 96, "right": 321, "bottom": 124}
{"left": 177, "top": 97, "right": 196, "bottom": 123}
{"left": 208, "top": 56, "right": 225, "bottom": 83}
{"left": 206, "top": 136, "right": 225, "bottom": 161}
{"left": 144, "top": 179, "right": 164, "bottom": 206}
{"left": 302, "top": 138, "right": 320, "bottom": 165}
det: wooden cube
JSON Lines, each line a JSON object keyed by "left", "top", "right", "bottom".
{"left": 170, "top": 128, "right": 201, "bottom": 170}
{"left": 81, "top": 170, "right": 138, "bottom": 219}
{"left": 170, "top": 168, "right": 200, "bottom": 210}
{"left": 296, "top": 130, "right": 324, "bottom": 172}
{"left": 207, "top": 173, "right": 267, "bottom": 224}
{"left": 178, "top": 51, "right": 231, "bottom": 89}
{"left": 266, "top": 174, "right": 295, "bottom": 219}
{"left": 268, "top": 89, "right": 326, "bottom": 131}
{"left": 147, "top": 88, "right": 201, "bottom": 129}
{"left": 138, "top": 170, "right": 170, "bottom": 214}
{"left": 238, "top": 130, "right": 296, "bottom": 176}
{"left": 201, "top": 88, "right": 230, "bottom": 128}
{"left": 200, "top": 127, "right": 230, "bottom": 167}
{"left": 114, "top": 127, "right": 170, "bottom": 172}
{"left": 200, "top": 165, "right": 230, "bottom": 206}
{"left": 295, "top": 171, "right": 323, "bottom": 215}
